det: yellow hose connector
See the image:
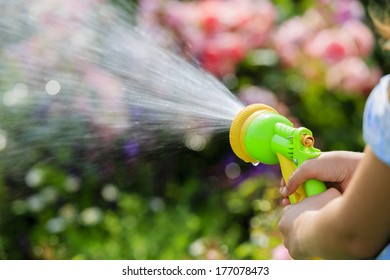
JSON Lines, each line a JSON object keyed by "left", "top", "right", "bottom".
{"left": 229, "top": 104, "right": 277, "bottom": 163}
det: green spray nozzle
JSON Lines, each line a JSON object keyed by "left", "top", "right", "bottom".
{"left": 229, "top": 104, "right": 326, "bottom": 204}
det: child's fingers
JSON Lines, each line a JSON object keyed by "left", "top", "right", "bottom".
{"left": 282, "top": 197, "right": 290, "bottom": 206}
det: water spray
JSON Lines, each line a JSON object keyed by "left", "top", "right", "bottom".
{"left": 229, "top": 104, "right": 326, "bottom": 204}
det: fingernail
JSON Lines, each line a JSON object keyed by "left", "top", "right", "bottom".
{"left": 281, "top": 187, "right": 288, "bottom": 197}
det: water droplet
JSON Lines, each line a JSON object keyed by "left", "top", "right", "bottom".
{"left": 252, "top": 162, "right": 259, "bottom": 166}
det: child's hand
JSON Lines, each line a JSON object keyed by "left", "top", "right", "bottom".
{"left": 280, "top": 151, "right": 363, "bottom": 204}
{"left": 278, "top": 188, "right": 342, "bottom": 259}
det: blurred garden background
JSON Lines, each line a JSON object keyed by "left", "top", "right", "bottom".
{"left": 0, "top": 0, "right": 388, "bottom": 260}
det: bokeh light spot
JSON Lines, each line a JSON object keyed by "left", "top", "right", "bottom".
{"left": 184, "top": 132, "right": 207, "bottom": 151}
{"left": 248, "top": 49, "right": 278, "bottom": 66}
{"left": 189, "top": 239, "right": 206, "bottom": 257}
{"left": 79, "top": 207, "right": 103, "bottom": 226}
{"left": 225, "top": 162, "right": 241, "bottom": 179}
{"left": 252, "top": 199, "right": 272, "bottom": 212}
{"left": 149, "top": 196, "right": 165, "bottom": 212}
{"left": 3, "top": 83, "right": 28, "bottom": 106}
{"left": 59, "top": 204, "right": 77, "bottom": 222}
{"left": 25, "top": 168, "right": 45, "bottom": 188}
{"left": 26, "top": 195, "right": 45, "bottom": 212}
{"left": 250, "top": 216, "right": 262, "bottom": 228}
{"left": 251, "top": 231, "right": 269, "bottom": 247}
{"left": 41, "top": 187, "right": 58, "bottom": 203}
{"left": 45, "top": 80, "right": 61, "bottom": 95}
{"left": 46, "top": 217, "right": 66, "bottom": 233}
{"left": 64, "top": 176, "right": 81, "bottom": 193}
{"left": 102, "top": 184, "right": 119, "bottom": 202}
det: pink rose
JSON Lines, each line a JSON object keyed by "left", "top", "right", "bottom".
{"left": 304, "top": 28, "right": 358, "bottom": 63}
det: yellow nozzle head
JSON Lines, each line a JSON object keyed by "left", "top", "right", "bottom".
{"left": 229, "top": 104, "right": 278, "bottom": 163}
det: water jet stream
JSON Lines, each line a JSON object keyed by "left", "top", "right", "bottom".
{"left": 0, "top": 0, "right": 245, "bottom": 173}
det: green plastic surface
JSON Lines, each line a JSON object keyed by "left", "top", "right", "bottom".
{"left": 244, "top": 112, "right": 292, "bottom": 164}
{"left": 243, "top": 112, "right": 327, "bottom": 201}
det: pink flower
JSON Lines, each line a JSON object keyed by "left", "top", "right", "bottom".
{"left": 272, "top": 244, "right": 292, "bottom": 260}
{"left": 304, "top": 28, "right": 358, "bottom": 63}
{"left": 272, "top": 17, "right": 313, "bottom": 67}
{"left": 303, "top": 19, "right": 374, "bottom": 64}
{"left": 326, "top": 57, "right": 382, "bottom": 94}
{"left": 194, "top": 0, "right": 277, "bottom": 76}
{"left": 342, "top": 20, "right": 374, "bottom": 58}
{"left": 200, "top": 32, "right": 246, "bottom": 76}
{"left": 240, "top": 0, "right": 277, "bottom": 47}
{"left": 329, "top": 0, "right": 365, "bottom": 24}
{"left": 141, "top": 0, "right": 277, "bottom": 77}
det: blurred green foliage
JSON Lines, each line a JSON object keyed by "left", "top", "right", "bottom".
{"left": 1, "top": 152, "right": 283, "bottom": 259}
